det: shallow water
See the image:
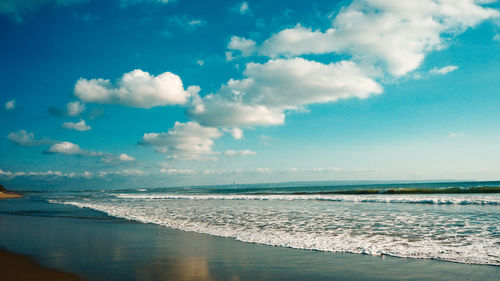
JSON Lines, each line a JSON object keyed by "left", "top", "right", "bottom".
{"left": 1, "top": 211, "right": 500, "bottom": 281}
{"left": 41, "top": 181, "right": 500, "bottom": 266}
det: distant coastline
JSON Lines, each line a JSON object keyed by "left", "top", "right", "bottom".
{"left": 0, "top": 185, "right": 22, "bottom": 200}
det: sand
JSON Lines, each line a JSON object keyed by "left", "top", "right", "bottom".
{"left": 0, "top": 249, "right": 83, "bottom": 281}
{"left": 0, "top": 191, "right": 22, "bottom": 199}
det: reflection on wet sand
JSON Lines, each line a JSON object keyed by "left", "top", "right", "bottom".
{"left": 136, "top": 256, "right": 215, "bottom": 281}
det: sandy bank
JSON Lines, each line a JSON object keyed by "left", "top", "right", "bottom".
{"left": 0, "top": 185, "right": 22, "bottom": 199}
{"left": 0, "top": 191, "right": 22, "bottom": 199}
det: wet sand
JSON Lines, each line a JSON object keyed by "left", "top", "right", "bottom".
{"left": 0, "top": 248, "right": 83, "bottom": 281}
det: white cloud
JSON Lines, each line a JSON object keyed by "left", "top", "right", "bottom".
{"left": 74, "top": 69, "right": 195, "bottom": 108}
{"left": 260, "top": 25, "right": 335, "bottom": 58}
{"left": 0, "top": 168, "right": 145, "bottom": 181}
{"left": 0, "top": 169, "right": 93, "bottom": 180}
{"left": 225, "top": 51, "right": 235, "bottom": 62}
{"left": 429, "top": 65, "right": 458, "bottom": 75}
{"left": 139, "top": 121, "right": 222, "bottom": 161}
{"left": 118, "top": 153, "right": 135, "bottom": 162}
{"left": 44, "top": 141, "right": 104, "bottom": 157}
{"left": 160, "top": 168, "right": 195, "bottom": 175}
{"left": 196, "top": 60, "right": 204, "bottom": 66}
{"left": 49, "top": 100, "right": 87, "bottom": 117}
{"left": 228, "top": 36, "right": 256, "bottom": 57}
{"left": 99, "top": 153, "right": 136, "bottom": 164}
{"left": 98, "top": 169, "right": 144, "bottom": 177}
{"left": 189, "top": 94, "right": 285, "bottom": 126}
{"left": 5, "top": 99, "right": 16, "bottom": 111}
{"left": 66, "top": 100, "right": 86, "bottom": 116}
{"left": 187, "top": 19, "right": 204, "bottom": 27}
{"left": 238, "top": 1, "right": 250, "bottom": 15}
{"left": 259, "top": 0, "right": 499, "bottom": 76}
{"left": 44, "top": 141, "right": 84, "bottom": 155}
{"left": 225, "top": 149, "right": 256, "bottom": 157}
{"left": 494, "top": 34, "right": 500, "bottom": 41}
{"left": 62, "top": 119, "right": 91, "bottom": 131}
{"left": 223, "top": 127, "right": 243, "bottom": 139}
{"left": 189, "top": 58, "right": 381, "bottom": 127}
{"left": 186, "top": 0, "right": 498, "bottom": 133}
{"left": 0, "top": 0, "right": 87, "bottom": 23}
{"left": 7, "top": 130, "right": 52, "bottom": 146}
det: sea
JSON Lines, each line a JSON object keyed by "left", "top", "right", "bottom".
{"left": 4, "top": 180, "right": 500, "bottom": 266}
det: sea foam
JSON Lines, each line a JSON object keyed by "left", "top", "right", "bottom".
{"left": 113, "top": 193, "right": 500, "bottom": 205}
{"left": 50, "top": 192, "right": 500, "bottom": 265}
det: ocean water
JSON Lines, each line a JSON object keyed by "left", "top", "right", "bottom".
{"left": 33, "top": 181, "right": 500, "bottom": 266}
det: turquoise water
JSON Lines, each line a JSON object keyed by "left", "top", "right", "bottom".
{"left": 5, "top": 181, "right": 500, "bottom": 266}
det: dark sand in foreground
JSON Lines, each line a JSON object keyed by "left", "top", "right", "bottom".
{"left": 0, "top": 248, "right": 83, "bottom": 281}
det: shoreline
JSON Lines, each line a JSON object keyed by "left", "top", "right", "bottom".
{"left": 1, "top": 212, "right": 499, "bottom": 281}
{"left": 0, "top": 185, "right": 22, "bottom": 200}
{"left": 0, "top": 191, "right": 22, "bottom": 200}
{"left": 0, "top": 248, "right": 83, "bottom": 281}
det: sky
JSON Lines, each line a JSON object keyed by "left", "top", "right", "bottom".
{"left": 1, "top": 0, "right": 500, "bottom": 189}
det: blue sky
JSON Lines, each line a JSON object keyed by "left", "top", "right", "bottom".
{"left": 1, "top": 0, "right": 500, "bottom": 189}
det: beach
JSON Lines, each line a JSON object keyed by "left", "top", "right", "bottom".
{"left": 0, "top": 185, "right": 22, "bottom": 199}
{"left": 0, "top": 185, "right": 499, "bottom": 281}
{"left": 0, "top": 192, "right": 22, "bottom": 199}
{"left": 0, "top": 248, "right": 83, "bottom": 281}
{"left": 1, "top": 213, "right": 499, "bottom": 281}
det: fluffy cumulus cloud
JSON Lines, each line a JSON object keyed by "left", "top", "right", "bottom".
{"left": 225, "top": 149, "right": 256, "bottom": 157}
{"left": 44, "top": 141, "right": 108, "bottom": 158}
{"left": 66, "top": 100, "right": 86, "bottom": 116}
{"left": 139, "top": 121, "right": 222, "bottom": 161}
{"left": 4, "top": 99, "right": 16, "bottom": 111}
{"left": 0, "top": 0, "right": 87, "bottom": 22}
{"left": 62, "top": 119, "right": 91, "bottom": 131}
{"left": 44, "top": 142, "right": 137, "bottom": 165}
{"left": 190, "top": 94, "right": 285, "bottom": 126}
{"left": 7, "top": 130, "right": 52, "bottom": 146}
{"left": 228, "top": 36, "right": 256, "bottom": 57}
{"left": 206, "top": 0, "right": 498, "bottom": 130}
{"left": 259, "top": 0, "right": 499, "bottom": 76}
{"left": 49, "top": 100, "right": 86, "bottom": 117}
{"left": 429, "top": 65, "right": 458, "bottom": 75}
{"left": 189, "top": 58, "right": 381, "bottom": 127}
{"left": 44, "top": 141, "right": 85, "bottom": 155}
{"left": 74, "top": 69, "right": 196, "bottom": 108}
